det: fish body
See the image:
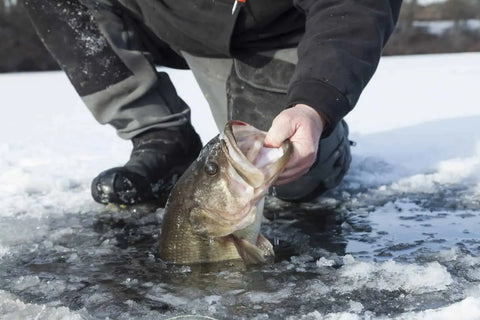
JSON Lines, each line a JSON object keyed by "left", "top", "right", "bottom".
{"left": 159, "top": 121, "right": 292, "bottom": 265}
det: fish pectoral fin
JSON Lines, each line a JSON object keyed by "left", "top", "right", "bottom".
{"left": 189, "top": 207, "right": 237, "bottom": 237}
{"left": 256, "top": 233, "right": 274, "bottom": 258}
{"left": 232, "top": 236, "right": 273, "bottom": 265}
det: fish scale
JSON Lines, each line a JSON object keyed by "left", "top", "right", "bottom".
{"left": 158, "top": 121, "right": 291, "bottom": 265}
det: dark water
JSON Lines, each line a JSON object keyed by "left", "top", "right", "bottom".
{"left": 0, "top": 181, "right": 479, "bottom": 319}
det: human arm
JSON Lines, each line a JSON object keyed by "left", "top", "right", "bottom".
{"left": 288, "top": 0, "right": 402, "bottom": 134}
{"left": 266, "top": 0, "right": 402, "bottom": 184}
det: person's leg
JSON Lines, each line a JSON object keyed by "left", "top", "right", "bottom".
{"left": 23, "top": 0, "right": 202, "bottom": 205}
{"left": 23, "top": 0, "right": 191, "bottom": 137}
{"left": 183, "top": 49, "right": 351, "bottom": 201}
{"left": 181, "top": 52, "right": 232, "bottom": 131}
{"left": 183, "top": 49, "right": 295, "bottom": 131}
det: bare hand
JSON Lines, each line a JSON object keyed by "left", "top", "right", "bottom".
{"left": 264, "top": 104, "right": 324, "bottom": 185}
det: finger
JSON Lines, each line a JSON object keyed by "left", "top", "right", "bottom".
{"left": 264, "top": 113, "right": 296, "bottom": 148}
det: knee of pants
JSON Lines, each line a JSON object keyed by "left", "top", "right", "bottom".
{"left": 184, "top": 49, "right": 298, "bottom": 132}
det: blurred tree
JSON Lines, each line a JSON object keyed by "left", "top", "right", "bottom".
{"left": 1, "top": 0, "right": 480, "bottom": 71}
{"left": 400, "top": 0, "right": 418, "bottom": 33}
{"left": 443, "top": 0, "right": 477, "bottom": 23}
{"left": 384, "top": 0, "right": 480, "bottom": 55}
{"left": 2, "top": 0, "right": 17, "bottom": 12}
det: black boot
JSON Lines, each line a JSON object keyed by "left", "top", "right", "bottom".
{"left": 91, "top": 124, "right": 202, "bottom": 205}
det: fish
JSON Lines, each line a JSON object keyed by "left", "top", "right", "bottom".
{"left": 158, "top": 120, "right": 292, "bottom": 265}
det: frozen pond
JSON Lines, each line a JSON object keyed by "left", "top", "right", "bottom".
{"left": 1, "top": 177, "right": 479, "bottom": 319}
{"left": 1, "top": 54, "right": 480, "bottom": 319}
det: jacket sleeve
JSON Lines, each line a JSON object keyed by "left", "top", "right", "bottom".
{"left": 287, "top": 0, "right": 402, "bottom": 134}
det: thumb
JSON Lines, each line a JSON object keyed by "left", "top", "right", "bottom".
{"left": 264, "top": 115, "right": 296, "bottom": 148}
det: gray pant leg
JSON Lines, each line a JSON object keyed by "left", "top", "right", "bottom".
{"left": 183, "top": 49, "right": 299, "bottom": 131}
{"left": 184, "top": 49, "right": 352, "bottom": 200}
{"left": 24, "top": 0, "right": 190, "bottom": 140}
{"left": 182, "top": 52, "right": 232, "bottom": 131}
{"left": 85, "top": 4, "right": 192, "bottom": 139}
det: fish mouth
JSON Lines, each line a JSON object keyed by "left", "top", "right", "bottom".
{"left": 221, "top": 120, "right": 292, "bottom": 190}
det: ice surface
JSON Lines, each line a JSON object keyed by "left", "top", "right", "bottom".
{"left": 395, "top": 297, "right": 480, "bottom": 320}
{"left": 1, "top": 53, "right": 480, "bottom": 319}
{"left": 338, "top": 258, "right": 453, "bottom": 294}
{"left": 0, "top": 290, "right": 88, "bottom": 320}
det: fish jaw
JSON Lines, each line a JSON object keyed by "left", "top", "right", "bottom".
{"left": 159, "top": 121, "right": 291, "bottom": 265}
{"left": 214, "top": 120, "right": 292, "bottom": 236}
{"left": 222, "top": 120, "right": 292, "bottom": 192}
{"left": 218, "top": 121, "right": 290, "bottom": 265}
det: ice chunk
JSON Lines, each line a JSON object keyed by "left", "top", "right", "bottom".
{"left": 287, "top": 311, "right": 361, "bottom": 320}
{"left": 348, "top": 301, "right": 364, "bottom": 313}
{"left": 338, "top": 260, "right": 453, "bottom": 294}
{"left": 0, "top": 245, "right": 8, "bottom": 259}
{"left": 247, "top": 287, "right": 292, "bottom": 304}
{"left": 316, "top": 257, "right": 335, "bottom": 267}
{"left": 0, "top": 290, "right": 86, "bottom": 320}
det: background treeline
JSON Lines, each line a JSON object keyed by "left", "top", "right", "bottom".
{"left": 1, "top": 0, "right": 480, "bottom": 72}
{"left": 384, "top": 0, "right": 480, "bottom": 55}
{"left": 0, "top": 0, "right": 58, "bottom": 72}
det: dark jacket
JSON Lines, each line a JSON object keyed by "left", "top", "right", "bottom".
{"left": 25, "top": 0, "right": 401, "bottom": 133}
{"left": 119, "top": 0, "right": 402, "bottom": 131}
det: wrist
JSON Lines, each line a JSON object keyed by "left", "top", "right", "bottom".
{"left": 293, "top": 103, "right": 326, "bottom": 129}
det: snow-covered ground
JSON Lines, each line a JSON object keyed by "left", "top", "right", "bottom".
{"left": 404, "top": 0, "right": 447, "bottom": 6}
{"left": 0, "top": 52, "right": 479, "bottom": 319}
{"left": 416, "top": 0, "right": 446, "bottom": 6}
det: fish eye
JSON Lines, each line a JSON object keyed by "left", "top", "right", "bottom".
{"left": 205, "top": 162, "right": 218, "bottom": 175}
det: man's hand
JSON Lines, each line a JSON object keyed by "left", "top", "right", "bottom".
{"left": 264, "top": 104, "right": 324, "bottom": 185}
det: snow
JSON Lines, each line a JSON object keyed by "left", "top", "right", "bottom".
{"left": 345, "top": 53, "right": 480, "bottom": 135}
{"left": 397, "top": 297, "right": 480, "bottom": 320}
{"left": 409, "top": 0, "right": 447, "bottom": 6}
{"left": 338, "top": 257, "right": 453, "bottom": 294}
{"left": 1, "top": 52, "right": 480, "bottom": 319}
{"left": 291, "top": 297, "right": 480, "bottom": 320}
{"left": 0, "top": 290, "right": 87, "bottom": 320}
{"left": 344, "top": 53, "right": 480, "bottom": 193}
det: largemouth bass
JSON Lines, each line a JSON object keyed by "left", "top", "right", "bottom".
{"left": 159, "top": 120, "right": 292, "bottom": 265}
